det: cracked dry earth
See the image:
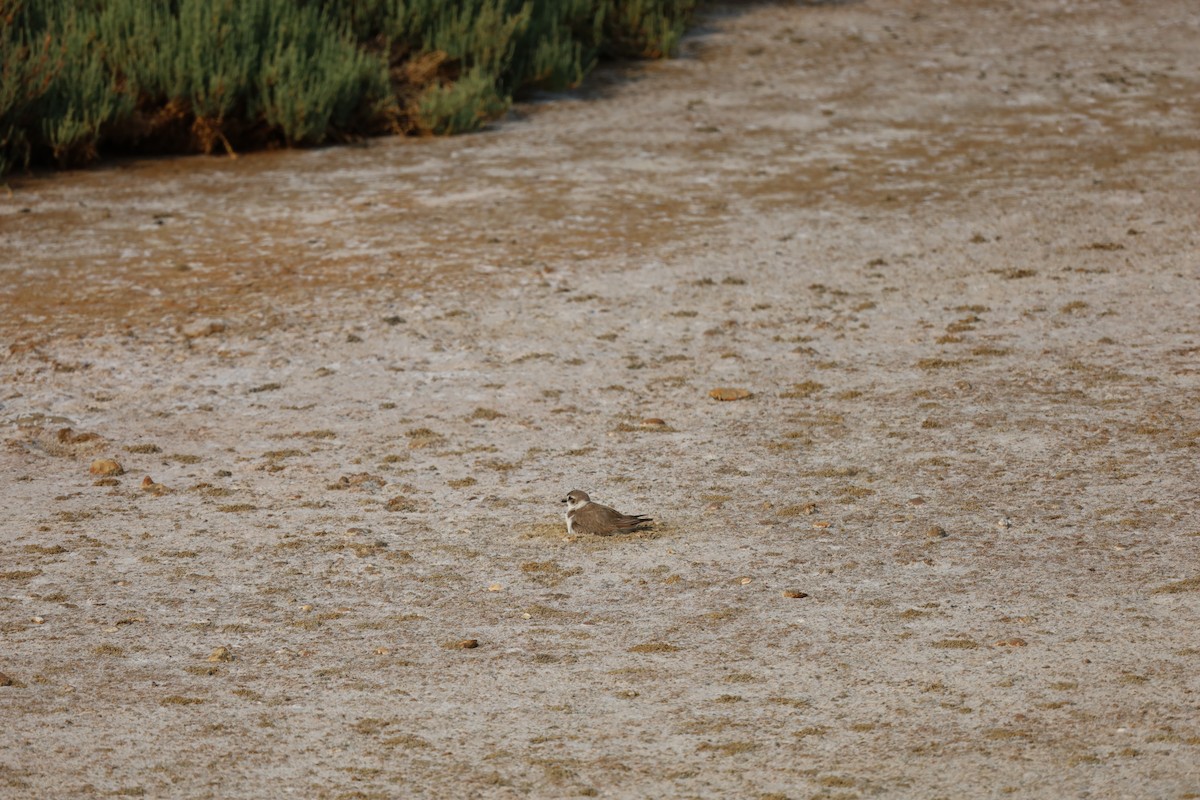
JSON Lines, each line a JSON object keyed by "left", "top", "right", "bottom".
{"left": 2, "top": 0, "right": 1200, "bottom": 798}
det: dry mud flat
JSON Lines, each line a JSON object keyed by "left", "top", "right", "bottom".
{"left": 2, "top": 1, "right": 1200, "bottom": 798}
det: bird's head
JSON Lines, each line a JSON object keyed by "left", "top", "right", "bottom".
{"left": 562, "top": 489, "right": 591, "bottom": 510}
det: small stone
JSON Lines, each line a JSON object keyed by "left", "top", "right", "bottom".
{"left": 31, "top": 616, "right": 44, "bottom": 624}
{"left": 997, "top": 517, "right": 1012, "bottom": 529}
{"left": 458, "top": 639, "right": 479, "bottom": 649}
{"left": 140, "top": 476, "right": 169, "bottom": 494}
{"left": 374, "top": 646, "right": 391, "bottom": 655}
{"left": 812, "top": 520, "right": 831, "bottom": 529}
{"left": 709, "top": 387, "right": 752, "bottom": 402}
{"left": 782, "top": 590, "right": 809, "bottom": 599}
{"left": 89, "top": 458, "right": 124, "bottom": 476}
{"left": 0, "top": 672, "right": 12, "bottom": 686}
{"left": 738, "top": 577, "right": 753, "bottom": 585}
{"left": 182, "top": 318, "right": 227, "bottom": 339}
{"left": 996, "top": 638, "right": 1028, "bottom": 647}
{"left": 907, "top": 497, "right": 926, "bottom": 506}
{"left": 926, "top": 525, "right": 948, "bottom": 539}
{"left": 300, "top": 604, "right": 314, "bottom": 612}
{"left": 207, "top": 646, "right": 234, "bottom": 663}
{"left": 488, "top": 584, "right": 503, "bottom": 592}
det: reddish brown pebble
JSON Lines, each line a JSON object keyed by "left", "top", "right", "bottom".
{"left": 0, "top": 672, "right": 11, "bottom": 686}
{"left": 926, "top": 525, "right": 948, "bottom": 539}
{"left": 89, "top": 458, "right": 124, "bottom": 476}
{"left": 708, "top": 387, "right": 752, "bottom": 401}
{"left": 207, "top": 646, "right": 234, "bottom": 663}
{"left": 142, "top": 476, "right": 155, "bottom": 488}
{"left": 641, "top": 418, "right": 667, "bottom": 427}
{"left": 458, "top": 639, "right": 479, "bottom": 649}
{"left": 907, "top": 497, "right": 926, "bottom": 506}
{"left": 782, "top": 590, "right": 809, "bottom": 599}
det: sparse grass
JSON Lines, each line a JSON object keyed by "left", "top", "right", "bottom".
{"left": 628, "top": 642, "right": 680, "bottom": 653}
{"left": 794, "top": 726, "right": 827, "bottom": 739}
{"left": 0, "top": 570, "right": 42, "bottom": 580}
{"left": 991, "top": 268, "right": 1037, "bottom": 279}
{"left": 932, "top": 638, "right": 979, "bottom": 649}
{"left": 1151, "top": 576, "right": 1200, "bottom": 594}
{"left": 780, "top": 380, "right": 825, "bottom": 398}
{"left": 916, "top": 358, "right": 962, "bottom": 370}
{"left": 777, "top": 503, "right": 817, "bottom": 517}
{"left": 697, "top": 741, "right": 757, "bottom": 755}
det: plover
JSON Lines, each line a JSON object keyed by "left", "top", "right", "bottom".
{"left": 562, "top": 489, "right": 652, "bottom": 536}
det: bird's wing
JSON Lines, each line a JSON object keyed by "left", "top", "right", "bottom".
{"left": 575, "top": 503, "right": 652, "bottom": 535}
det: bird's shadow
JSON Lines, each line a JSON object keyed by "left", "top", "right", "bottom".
{"left": 519, "top": 520, "right": 679, "bottom": 546}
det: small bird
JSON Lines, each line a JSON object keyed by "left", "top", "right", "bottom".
{"left": 562, "top": 489, "right": 652, "bottom": 536}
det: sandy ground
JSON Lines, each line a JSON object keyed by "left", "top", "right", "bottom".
{"left": 3, "top": 1, "right": 1200, "bottom": 797}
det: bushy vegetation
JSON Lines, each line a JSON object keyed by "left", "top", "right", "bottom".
{"left": 0, "top": 0, "right": 696, "bottom": 177}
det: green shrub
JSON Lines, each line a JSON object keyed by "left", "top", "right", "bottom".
{"left": 0, "top": 0, "right": 697, "bottom": 178}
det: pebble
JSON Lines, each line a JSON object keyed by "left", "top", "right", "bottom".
{"left": 31, "top": 616, "right": 44, "bottom": 624}
{"left": 708, "top": 387, "right": 752, "bottom": 401}
{"left": 0, "top": 672, "right": 11, "bottom": 687}
{"left": 995, "top": 638, "right": 1028, "bottom": 647}
{"left": 487, "top": 584, "right": 503, "bottom": 592}
{"left": 141, "top": 476, "right": 170, "bottom": 494}
{"left": 374, "top": 647, "right": 391, "bottom": 655}
{"left": 89, "top": 458, "right": 124, "bottom": 476}
{"left": 926, "top": 525, "right": 948, "bottom": 538}
{"left": 738, "top": 577, "right": 753, "bottom": 585}
{"left": 182, "top": 318, "right": 227, "bottom": 339}
{"left": 907, "top": 497, "right": 926, "bottom": 506}
{"left": 458, "top": 639, "right": 479, "bottom": 649}
{"left": 997, "top": 517, "right": 1012, "bottom": 529}
{"left": 812, "top": 520, "right": 831, "bottom": 529}
{"left": 207, "top": 646, "right": 234, "bottom": 663}
{"left": 781, "top": 590, "right": 809, "bottom": 599}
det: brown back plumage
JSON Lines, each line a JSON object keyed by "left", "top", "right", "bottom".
{"left": 565, "top": 492, "right": 652, "bottom": 536}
